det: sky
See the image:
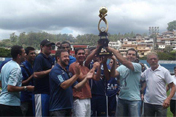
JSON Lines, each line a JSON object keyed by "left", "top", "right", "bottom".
{"left": 0, "top": 0, "right": 176, "bottom": 40}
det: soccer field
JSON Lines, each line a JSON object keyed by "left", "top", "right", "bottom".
{"left": 167, "top": 91, "right": 173, "bottom": 117}
{"left": 167, "top": 106, "right": 173, "bottom": 117}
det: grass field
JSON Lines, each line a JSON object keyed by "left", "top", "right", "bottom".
{"left": 167, "top": 106, "right": 173, "bottom": 117}
{"left": 167, "top": 91, "right": 173, "bottom": 117}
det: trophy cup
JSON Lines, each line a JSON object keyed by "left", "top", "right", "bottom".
{"left": 97, "top": 7, "right": 112, "bottom": 56}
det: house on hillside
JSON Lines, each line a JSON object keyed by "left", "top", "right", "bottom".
{"left": 108, "top": 41, "right": 121, "bottom": 49}
{"left": 119, "top": 44, "right": 137, "bottom": 57}
{"left": 136, "top": 44, "right": 151, "bottom": 57}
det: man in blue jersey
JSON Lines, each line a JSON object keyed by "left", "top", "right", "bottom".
{"left": 85, "top": 45, "right": 110, "bottom": 117}
{"left": 0, "top": 45, "right": 34, "bottom": 116}
{"left": 107, "top": 47, "right": 142, "bottom": 117}
{"left": 33, "top": 39, "right": 55, "bottom": 117}
{"left": 20, "top": 47, "right": 36, "bottom": 116}
{"left": 49, "top": 49, "right": 94, "bottom": 116}
{"left": 107, "top": 58, "right": 120, "bottom": 116}
{"left": 60, "top": 41, "right": 76, "bottom": 70}
{"left": 90, "top": 59, "right": 109, "bottom": 116}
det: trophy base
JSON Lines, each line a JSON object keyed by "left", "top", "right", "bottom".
{"left": 97, "top": 45, "right": 112, "bottom": 56}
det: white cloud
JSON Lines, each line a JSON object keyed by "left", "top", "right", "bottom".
{"left": 0, "top": 0, "right": 176, "bottom": 40}
{"left": 0, "top": 29, "right": 19, "bottom": 39}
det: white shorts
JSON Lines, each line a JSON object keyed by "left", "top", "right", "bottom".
{"left": 72, "top": 98, "right": 91, "bottom": 117}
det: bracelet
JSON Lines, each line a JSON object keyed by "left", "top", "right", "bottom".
{"left": 24, "top": 86, "right": 27, "bottom": 91}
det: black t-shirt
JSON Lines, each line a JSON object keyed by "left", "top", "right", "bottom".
{"left": 33, "top": 53, "right": 54, "bottom": 94}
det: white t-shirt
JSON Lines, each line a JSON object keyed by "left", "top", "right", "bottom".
{"left": 141, "top": 65, "right": 173, "bottom": 105}
{"left": 171, "top": 75, "right": 176, "bottom": 100}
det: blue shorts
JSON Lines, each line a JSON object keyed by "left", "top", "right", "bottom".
{"left": 33, "top": 94, "right": 49, "bottom": 117}
{"left": 91, "top": 95, "right": 107, "bottom": 116}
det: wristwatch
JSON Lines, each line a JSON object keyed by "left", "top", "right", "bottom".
{"left": 24, "top": 86, "right": 27, "bottom": 91}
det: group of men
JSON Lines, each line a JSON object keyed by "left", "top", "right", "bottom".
{"left": 0, "top": 38, "right": 176, "bottom": 117}
{"left": 108, "top": 47, "right": 176, "bottom": 117}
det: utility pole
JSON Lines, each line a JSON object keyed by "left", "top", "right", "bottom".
{"left": 149, "top": 27, "right": 159, "bottom": 51}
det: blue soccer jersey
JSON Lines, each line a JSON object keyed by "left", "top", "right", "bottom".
{"left": 49, "top": 63, "right": 77, "bottom": 111}
{"left": 20, "top": 60, "right": 34, "bottom": 102}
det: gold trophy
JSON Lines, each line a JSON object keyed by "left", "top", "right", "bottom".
{"left": 97, "top": 7, "right": 112, "bottom": 56}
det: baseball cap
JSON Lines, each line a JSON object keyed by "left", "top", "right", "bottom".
{"left": 40, "top": 39, "right": 55, "bottom": 46}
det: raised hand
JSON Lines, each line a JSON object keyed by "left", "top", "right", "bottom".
{"left": 93, "top": 62, "right": 100, "bottom": 69}
{"left": 111, "top": 55, "right": 117, "bottom": 60}
{"left": 106, "top": 46, "right": 112, "bottom": 52}
{"left": 85, "top": 70, "right": 94, "bottom": 79}
{"left": 106, "top": 47, "right": 118, "bottom": 53}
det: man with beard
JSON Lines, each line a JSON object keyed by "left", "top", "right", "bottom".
{"left": 0, "top": 45, "right": 34, "bottom": 116}
{"left": 49, "top": 49, "right": 94, "bottom": 117}
{"left": 107, "top": 47, "right": 142, "bottom": 117}
{"left": 33, "top": 39, "right": 55, "bottom": 117}
{"left": 20, "top": 47, "right": 36, "bottom": 116}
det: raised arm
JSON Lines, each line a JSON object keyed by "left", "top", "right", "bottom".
{"left": 92, "top": 62, "right": 101, "bottom": 81}
{"left": 84, "top": 44, "right": 102, "bottom": 67}
{"left": 110, "top": 55, "right": 119, "bottom": 77}
{"left": 102, "top": 57, "right": 110, "bottom": 80}
{"left": 107, "top": 47, "right": 134, "bottom": 71}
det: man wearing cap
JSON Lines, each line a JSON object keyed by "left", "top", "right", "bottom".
{"left": 33, "top": 39, "right": 55, "bottom": 117}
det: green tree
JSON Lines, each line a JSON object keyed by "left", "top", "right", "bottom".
{"left": 0, "top": 39, "right": 13, "bottom": 48}
{"left": 164, "top": 45, "right": 173, "bottom": 53}
{"left": 10, "top": 33, "right": 18, "bottom": 44}
{"left": 167, "top": 20, "right": 176, "bottom": 31}
{"left": 0, "top": 48, "right": 11, "bottom": 57}
{"left": 18, "top": 32, "right": 27, "bottom": 47}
